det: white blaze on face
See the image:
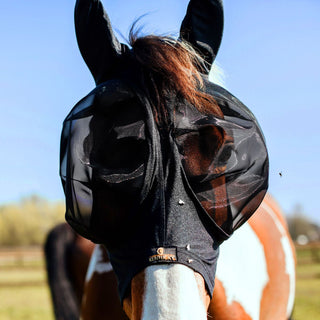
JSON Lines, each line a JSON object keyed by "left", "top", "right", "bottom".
{"left": 85, "top": 245, "right": 113, "bottom": 282}
{"left": 215, "top": 223, "right": 269, "bottom": 320}
{"left": 142, "top": 264, "right": 207, "bottom": 320}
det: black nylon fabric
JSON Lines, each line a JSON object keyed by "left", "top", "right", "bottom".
{"left": 60, "top": 77, "right": 268, "bottom": 300}
{"left": 60, "top": 0, "right": 269, "bottom": 302}
{"left": 74, "top": 0, "right": 224, "bottom": 85}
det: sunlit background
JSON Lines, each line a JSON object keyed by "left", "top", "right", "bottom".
{"left": 0, "top": 1, "right": 319, "bottom": 319}
{"left": 1, "top": 0, "right": 319, "bottom": 224}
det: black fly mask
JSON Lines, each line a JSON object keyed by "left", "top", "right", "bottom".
{"left": 60, "top": 77, "right": 268, "bottom": 300}
{"left": 60, "top": 0, "right": 268, "bottom": 301}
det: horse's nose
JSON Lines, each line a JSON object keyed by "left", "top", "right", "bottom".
{"left": 123, "top": 264, "right": 210, "bottom": 320}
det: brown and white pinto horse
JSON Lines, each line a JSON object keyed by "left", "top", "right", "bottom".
{"left": 77, "top": 193, "right": 295, "bottom": 320}
{"left": 45, "top": 223, "right": 95, "bottom": 319}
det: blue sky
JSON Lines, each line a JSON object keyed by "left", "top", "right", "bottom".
{"left": 0, "top": 0, "right": 319, "bottom": 223}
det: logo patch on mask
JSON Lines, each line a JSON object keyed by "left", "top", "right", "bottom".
{"left": 149, "top": 247, "right": 177, "bottom": 262}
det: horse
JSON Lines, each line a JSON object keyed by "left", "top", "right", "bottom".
{"left": 53, "top": 2, "right": 294, "bottom": 318}
{"left": 45, "top": 193, "right": 295, "bottom": 320}
{"left": 44, "top": 223, "right": 95, "bottom": 320}
{"left": 81, "top": 194, "right": 296, "bottom": 320}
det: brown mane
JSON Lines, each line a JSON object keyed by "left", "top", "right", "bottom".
{"left": 129, "top": 29, "right": 223, "bottom": 124}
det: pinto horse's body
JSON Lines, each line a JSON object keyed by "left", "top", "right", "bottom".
{"left": 64, "top": 0, "right": 268, "bottom": 289}
{"left": 209, "top": 194, "right": 296, "bottom": 320}
{"left": 44, "top": 223, "right": 95, "bottom": 319}
{"left": 77, "top": 194, "right": 295, "bottom": 320}
{"left": 54, "top": 2, "right": 293, "bottom": 318}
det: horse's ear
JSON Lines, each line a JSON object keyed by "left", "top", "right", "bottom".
{"left": 180, "top": 0, "right": 224, "bottom": 73}
{"left": 75, "top": 0, "right": 128, "bottom": 85}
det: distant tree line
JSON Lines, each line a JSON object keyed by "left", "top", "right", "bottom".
{"left": 0, "top": 195, "right": 65, "bottom": 246}
{"left": 1, "top": 196, "right": 319, "bottom": 246}
{"left": 287, "top": 204, "right": 320, "bottom": 244}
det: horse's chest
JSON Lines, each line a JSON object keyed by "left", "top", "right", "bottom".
{"left": 212, "top": 201, "right": 296, "bottom": 320}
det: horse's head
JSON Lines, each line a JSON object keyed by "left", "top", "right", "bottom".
{"left": 115, "top": 106, "right": 235, "bottom": 319}
{"left": 61, "top": 80, "right": 269, "bottom": 320}
{"left": 85, "top": 103, "right": 235, "bottom": 320}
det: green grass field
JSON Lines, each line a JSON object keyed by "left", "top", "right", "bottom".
{"left": 293, "top": 245, "right": 320, "bottom": 319}
{"left": 0, "top": 248, "right": 54, "bottom": 320}
{"left": 0, "top": 245, "right": 319, "bottom": 319}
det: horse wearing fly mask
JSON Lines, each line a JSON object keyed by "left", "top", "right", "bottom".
{"left": 59, "top": 0, "right": 275, "bottom": 319}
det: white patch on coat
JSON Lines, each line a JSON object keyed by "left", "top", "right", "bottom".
{"left": 216, "top": 223, "right": 269, "bottom": 320}
{"left": 261, "top": 202, "right": 296, "bottom": 317}
{"left": 85, "top": 245, "right": 113, "bottom": 282}
{"left": 142, "top": 264, "right": 207, "bottom": 320}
